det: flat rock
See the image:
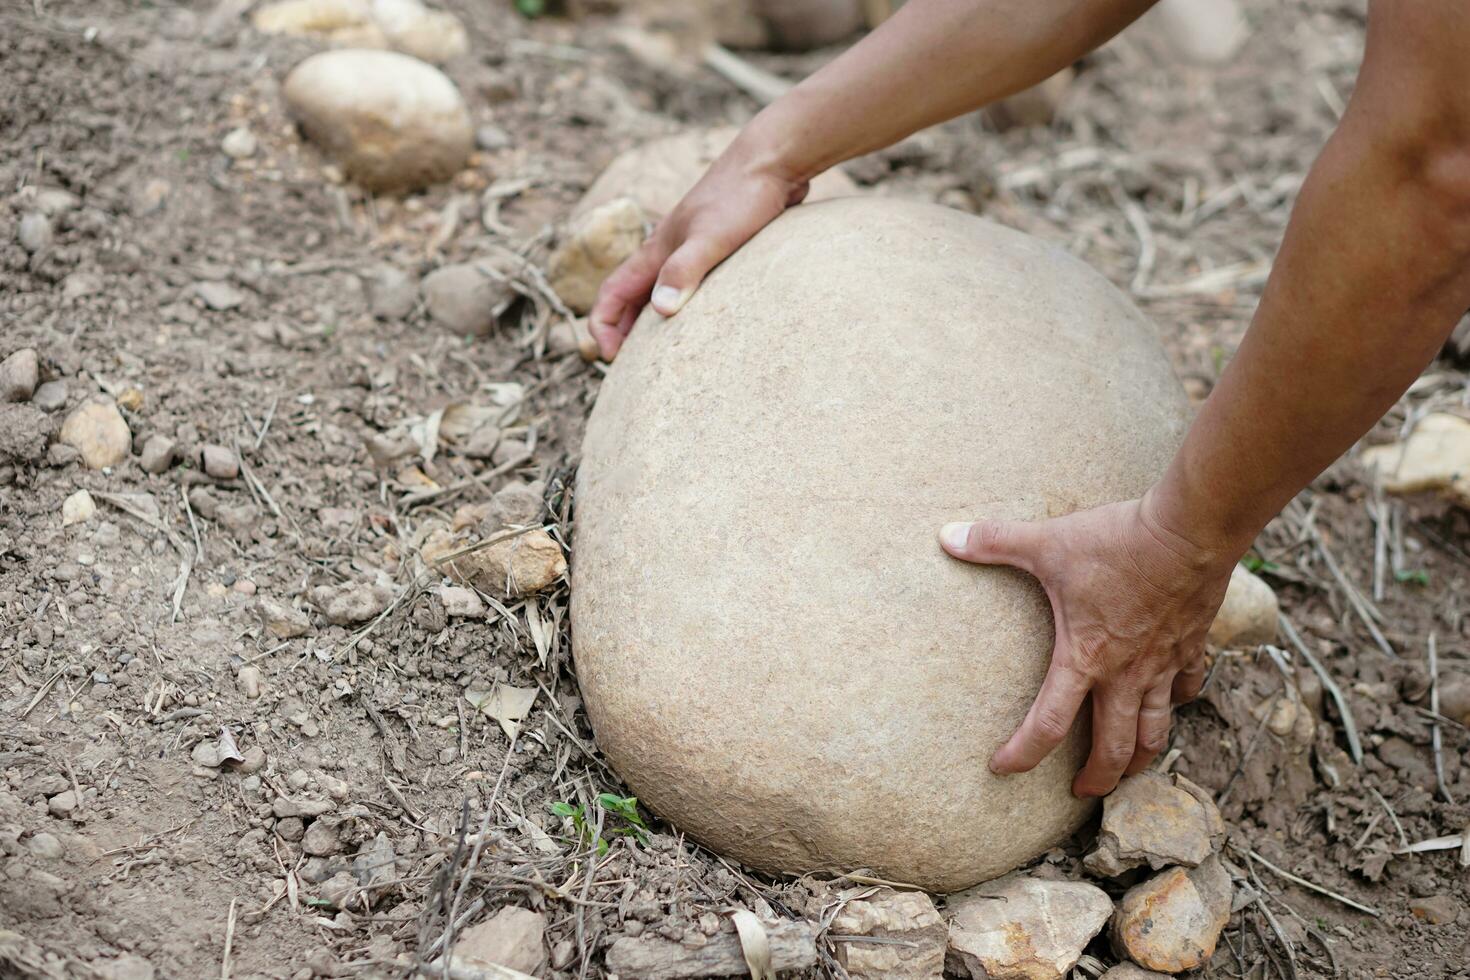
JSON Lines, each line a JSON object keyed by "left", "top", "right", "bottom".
{"left": 353, "top": 831, "right": 396, "bottom": 905}
{"left": 1409, "top": 895, "right": 1459, "bottom": 925}
{"left": 1207, "top": 565, "right": 1277, "bottom": 648}
{"left": 60, "top": 397, "right": 131, "bottom": 469}
{"left": 1111, "top": 855, "right": 1232, "bottom": 974}
{"left": 456, "top": 906, "right": 547, "bottom": 975}
{"left": 831, "top": 887, "right": 946, "bottom": 978}
{"left": 605, "top": 919, "right": 817, "bottom": 980}
{"left": 0, "top": 348, "right": 39, "bottom": 402}
{"left": 283, "top": 49, "right": 472, "bottom": 192}
{"left": 424, "top": 528, "right": 566, "bottom": 598}
{"left": 946, "top": 875, "right": 1113, "bottom": 979}
{"left": 548, "top": 197, "right": 648, "bottom": 314}
{"left": 308, "top": 582, "right": 393, "bottom": 625}
{"left": 1360, "top": 413, "right": 1470, "bottom": 507}
{"left": 302, "top": 818, "right": 344, "bottom": 857}
{"left": 1085, "top": 770, "right": 1225, "bottom": 877}
{"left": 422, "top": 259, "right": 516, "bottom": 336}
{"left": 255, "top": 597, "right": 313, "bottom": 638}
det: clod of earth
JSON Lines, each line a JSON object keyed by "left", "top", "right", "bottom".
{"left": 574, "top": 126, "right": 857, "bottom": 221}
{"left": 1111, "top": 855, "right": 1232, "bottom": 974}
{"left": 0, "top": 404, "right": 49, "bottom": 463}
{"left": 423, "top": 527, "right": 566, "bottom": 599}
{"left": 1439, "top": 672, "right": 1470, "bottom": 725}
{"left": 1206, "top": 564, "right": 1278, "bottom": 648}
{"left": 829, "top": 887, "right": 947, "bottom": 979}
{"left": 60, "top": 397, "right": 131, "bottom": 470}
{"left": 422, "top": 259, "right": 518, "bottom": 336}
{"left": 453, "top": 906, "right": 548, "bottom": 976}
{"left": 604, "top": 918, "right": 817, "bottom": 980}
{"left": 573, "top": 197, "right": 1189, "bottom": 890}
{"left": 352, "top": 831, "right": 396, "bottom": 906}
{"left": 255, "top": 596, "right": 313, "bottom": 638}
{"left": 308, "top": 581, "right": 393, "bottom": 625}
{"left": 548, "top": 197, "right": 649, "bottom": 314}
{"left": 236, "top": 665, "right": 263, "bottom": 699}
{"left": 1359, "top": 412, "right": 1470, "bottom": 509}
{"left": 0, "top": 348, "right": 39, "bottom": 402}
{"left": 282, "top": 49, "right": 473, "bottom": 192}
{"left": 1085, "top": 770, "right": 1225, "bottom": 877}
{"left": 489, "top": 480, "right": 545, "bottom": 527}
{"left": 946, "top": 874, "right": 1113, "bottom": 980}
{"left": 438, "top": 585, "right": 486, "bottom": 618}
{"left": 61, "top": 489, "right": 96, "bottom": 527}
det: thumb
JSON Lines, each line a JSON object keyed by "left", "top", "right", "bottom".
{"left": 939, "top": 519, "right": 1043, "bottom": 572}
{"left": 649, "top": 236, "right": 733, "bottom": 316}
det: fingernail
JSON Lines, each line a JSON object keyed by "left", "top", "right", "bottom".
{"left": 651, "top": 285, "right": 685, "bottom": 314}
{"left": 940, "top": 522, "right": 971, "bottom": 553}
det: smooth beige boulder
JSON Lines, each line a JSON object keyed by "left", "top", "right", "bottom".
{"left": 282, "top": 49, "right": 472, "bottom": 192}
{"left": 575, "top": 127, "right": 858, "bottom": 221}
{"left": 573, "top": 197, "right": 1190, "bottom": 891}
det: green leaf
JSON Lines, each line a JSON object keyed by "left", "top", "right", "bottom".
{"left": 1242, "top": 554, "right": 1279, "bottom": 575}
{"left": 1395, "top": 568, "right": 1430, "bottom": 586}
{"left": 514, "top": 0, "right": 546, "bottom": 17}
{"left": 549, "top": 801, "right": 580, "bottom": 818}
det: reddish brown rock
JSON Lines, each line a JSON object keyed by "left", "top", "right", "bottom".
{"left": 1112, "top": 856, "right": 1232, "bottom": 974}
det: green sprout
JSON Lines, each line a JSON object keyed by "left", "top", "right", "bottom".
{"left": 1394, "top": 568, "right": 1430, "bottom": 586}
{"left": 1242, "top": 554, "right": 1279, "bottom": 575}
{"left": 549, "top": 794, "right": 649, "bottom": 854}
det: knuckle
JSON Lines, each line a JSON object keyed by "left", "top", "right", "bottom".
{"left": 1031, "top": 706, "right": 1073, "bottom": 743}
{"left": 1098, "top": 739, "right": 1134, "bottom": 765}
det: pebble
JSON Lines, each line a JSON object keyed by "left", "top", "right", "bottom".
{"left": 234, "top": 578, "right": 257, "bottom": 596}
{"left": 366, "top": 265, "right": 418, "bottom": 320}
{"left": 236, "top": 665, "right": 263, "bottom": 699}
{"left": 28, "top": 831, "right": 64, "bottom": 859}
{"left": 275, "top": 816, "right": 305, "bottom": 842}
{"left": 200, "top": 443, "right": 240, "bottom": 479}
{"left": 48, "top": 790, "right": 80, "bottom": 817}
{"left": 139, "top": 434, "right": 176, "bottom": 474}
{"left": 1111, "top": 855, "right": 1232, "bottom": 974}
{"left": 0, "top": 348, "right": 40, "bottom": 401}
{"left": 94, "top": 954, "right": 157, "bottom": 980}
{"left": 491, "top": 437, "right": 528, "bottom": 467}
{"left": 221, "top": 126, "right": 258, "bottom": 159}
{"left": 318, "top": 871, "right": 359, "bottom": 911}
{"left": 353, "top": 831, "right": 397, "bottom": 905}
{"left": 1360, "top": 412, "right": 1470, "bottom": 508}
{"left": 489, "top": 480, "right": 544, "bottom": 527}
{"left": 422, "top": 527, "right": 565, "bottom": 598}
{"left": 235, "top": 745, "right": 267, "bottom": 775}
{"left": 1437, "top": 672, "right": 1470, "bottom": 725}
{"left": 307, "top": 581, "right": 393, "bottom": 625}
{"left": 191, "top": 740, "right": 224, "bottom": 769}
{"left": 829, "top": 887, "right": 945, "bottom": 979}
{"left": 32, "top": 379, "right": 67, "bottom": 411}
{"left": 1101, "top": 966, "right": 1171, "bottom": 980}
{"left": 302, "top": 818, "right": 343, "bottom": 857}
{"left": 1085, "top": 770, "right": 1225, "bottom": 877}
{"left": 255, "top": 597, "right": 312, "bottom": 638}
{"left": 1409, "top": 895, "right": 1459, "bottom": 925}
{"left": 422, "top": 260, "right": 516, "bottom": 336}
{"left": 282, "top": 49, "right": 472, "bottom": 192}
{"left": 194, "top": 280, "right": 246, "bottom": 311}
{"left": 273, "top": 795, "right": 335, "bottom": 819}
{"left": 34, "top": 188, "right": 80, "bottom": 216}
{"left": 548, "top": 197, "right": 647, "bottom": 314}
{"left": 48, "top": 443, "right": 81, "bottom": 468}
{"left": 456, "top": 906, "right": 548, "bottom": 975}
{"left": 475, "top": 124, "right": 511, "bottom": 151}
{"left": 439, "top": 585, "right": 486, "bottom": 618}
{"left": 947, "top": 874, "right": 1113, "bottom": 980}
{"left": 60, "top": 397, "right": 131, "bottom": 469}
{"left": 1207, "top": 564, "right": 1278, "bottom": 648}
{"left": 374, "top": 0, "right": 469, "bottom": 64}
{"left": 62, "top": 489, "right": 97, "bottom": 527}
{"left": 18, "top": 212, "right": 53, "bottom": 253}
{"left": 547, "top": 318, "right": 599, "bottom": 361}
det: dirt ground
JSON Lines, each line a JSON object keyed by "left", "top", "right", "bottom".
{"left": 2, "top": 0, "right": 1468, "bottom": 977}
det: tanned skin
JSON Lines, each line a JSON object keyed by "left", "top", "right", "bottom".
{"left": 589, "top": 0, "right": 1470, "bottom": 797}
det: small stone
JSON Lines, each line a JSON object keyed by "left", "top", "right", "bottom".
{"left": 275, "top": 816, "right": 306, "bottom": 842}
{"left": 946, "top": 874, "right": 1113, "bottom": 980}
{"left": 366, "top": 265, "right": 418, "bottom": 320}
{"left": 221, "top": 126, "right": 258, "bottom": 159}
{"left": 491, "top": 437, "right": 528, "bottom": 467}
{"left": 255, "top": 597, "right": 312, "bottom": 638}
{"left": 373, "top": 0, "right": 469, "bottom": 64}
{"left": 1138, "top": 0, "right": 1249, "bottom": 66}
{"left": 0, "top": 348, "right": 39, "bottom": 401}
{"left": 308, "top": 581, "right": 393, "bottom": 625}
{"left": 548, "top": 197, "right": 647, "bottom": 314}
{"left": 1376, "top": 736, "right": 1435, "bottom": 791}
{"left": 320, "top": 774, "right": 349, "bottom": 801}
{"left": 18, "top": 212, "right": 53, "bottom": 253}
{"left": 456, "top": 906, "right": 547, "bottom": 975}
{"left": 422, "top": 260, "right": 516, "bottom": 336}
{"left": 32, "top": 380, "right": 67, "bottom": 412}
{"left": 353, "top": 831, "right": 396, "bottom": 905}
{"left": 1409, "top": 895, "right": 1459, "bottom": 925}
{"left": 423, "top": 527, "right": 566, "bottom": 598}
{"left": 34, "top": 188, "right": 80, "bottom": 216}
{"left": 439, "top": 585, "right": 486, "bottom": 618}
{"left": 235, "top": 745, "right": 267, "bottom": 774}
{"left": 319, "top": 871, "right": 359, "bottom": 910}
{"left": 192, "top": 740, "right": 224, "bottom": 769}
{"left": 60, "top": 397, "right": 131, "bottom": 469}
{"left": 303, "top": 818, "right": 343, "bottom": 856}
{"left": 547, "top": 318, "right": 598, "bottom": 361}
{"left": 48, "top": 790, "right": 79, "bottom": 817}
{"left": 273, "top": 796, "right": 336, "bottom": 819}
{"left": 200, "top": 444, "right": 240, "bottom": 479}
{"left": 475, "top": 124, "right": 511, "bottom": 151}
{"left": 139, "top": 434, "right": 177, "bottom": 474}
{"left": 194, "top": 281, "right": 246, "bottom": 311}
{"left": 1360, "top": 413, "right": 1470, "bottom": 508}
{"left": 236, "top": 665, "right": 263, "bottom": 699}
{"left": 48, "top": 443, "right": 80, "bottom": 468}
{"left": 1439, "top": 672, "right": 1470, "bottom": 725}
{"left": 94, "top": 955, "right": 157, "bottom": 980}
{"left": 1085, "top": 770, "right": 1225, "bottom": 877}
{"left": 1101, "top": 966, "right": 1171, "bottom": 980}
{"left": 1111, "top": 855, "right": 1232, "bottom": 974}
{"left": 62, "top": 489, "right": 97, "bottom": 527}
{"left": 830, "top": 887, "right": 946, "bottom": 978}
{"left": 1207, "top": 565, "right": 1278, "bottom": 648}
{"left": 489, "top": 480, "right": 544, "bottom": 527}
{"left": 28, "top": 832, "right": 64, "bottom": 859}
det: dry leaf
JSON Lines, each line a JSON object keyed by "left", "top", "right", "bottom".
{"left": 729, "top": 909, "right": 774, "bottom": 980}
{"left": 217, "top": 727, "right": 244, "bottom": 765}
{"left": 467, "top": 683, "right": 538, "bottom": 740}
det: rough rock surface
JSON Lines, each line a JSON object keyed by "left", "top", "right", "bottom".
{"left": 60, "top": 397, "right": 131, "bottom": 469}
{"left": 1112, "top": 855, "right": 1233, "bottom": 973}
{"left": 1085, "top": 770, "right": 1225, "bottom": 877}
{"left": 282, "top": 49, "right": 472, "bottom": 192}
{"left": 573, "top": 198, "right": 1189, "bottom": 890}
{"left": 1207, "top": 564, "right": 1278, "bottom": 648}
{"left": 455, "top": 906, "right": 547, "bottom": 975}
{"left": 946, "top": 875, "right": 1114, "bottom": 979}
{"left": 1360, "top": 412, "right": 1470, "bottom": 508}
{"left": 575, "top": 126, "right": 858, "bottom": 221}
{"left": 605, "top": 920, "right": 817, "bottom": 979}
{"left": 548, "top": 197, "right": 648, "bottom": 314}
{"left": 830, "top": 887, "right": 946, "bottom": 978}
{"left": 308, "top": 582, "right": 393, "bottom": 625}
{"left": 425, "top": 528, "right": 565, "bottom": 598}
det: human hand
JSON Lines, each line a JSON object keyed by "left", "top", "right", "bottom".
{"left": 939, "top": 490, "right": 1239, "bottom": 797}
{"left": 588, "top": 130, "right": 813, "bottom": 360}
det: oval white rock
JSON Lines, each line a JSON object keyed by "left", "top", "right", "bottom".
{"left": 573, "top": 197, "right": 1190, "bottom": 892}
{"left": 282, "top": 49, "right": 472, "bottom": 192}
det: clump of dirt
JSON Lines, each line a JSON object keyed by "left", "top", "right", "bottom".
{"left": 2, "top": 0, "right": 1467, "bottom": 978}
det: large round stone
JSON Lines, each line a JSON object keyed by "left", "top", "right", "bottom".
{"left": 572, "top": 197, "right": 1189, "bottom": 892}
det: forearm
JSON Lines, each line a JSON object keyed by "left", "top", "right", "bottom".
{"left": 739, "top": 0, "right": 1157, "bottom": 180}
{"left": 1153, "top": 2, "right": 1470, "bottom": 560}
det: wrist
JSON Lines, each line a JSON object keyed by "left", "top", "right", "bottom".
{"left": 734, "top": 104, "right": 825, "bottom": 186}
{"left": 1139, "top": 478, "right": 1254, "bottom": 575}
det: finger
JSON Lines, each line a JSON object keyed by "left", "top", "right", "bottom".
{"left": 649, "top": 235, "right": 733, "bottom": 316}
{"left": 990, "top": 661, "right": 1090, "bottom": 775}
{"left": 1125, "top": 681, "right": 1175, "bottom": 776}
{"left": 589, "top": 239, "right": 668, "bottom": 359}
{"left": 939, "top": 519, "right": 1045, "bottom": 574}
{"left": 1073, "top": 685, "right": 1143, "bottom": 798}
{"left": 1172, "top": 655, "right": 1207, "bottom": 704}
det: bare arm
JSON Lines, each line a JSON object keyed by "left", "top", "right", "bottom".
{"left": 590, "top": 0, "right": 1158, "bottom": 357}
